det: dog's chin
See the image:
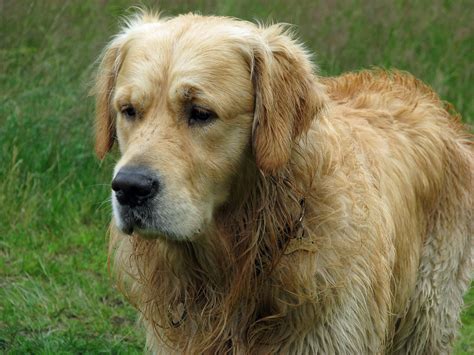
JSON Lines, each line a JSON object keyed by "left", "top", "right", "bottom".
{"left": 134, "top": 228, "right": 191, "bottom": 242}
{"left": 117, "top": 222, "right": 200, "bottom": 242}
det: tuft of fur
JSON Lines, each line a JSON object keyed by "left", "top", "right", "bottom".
{"left": 97, "top": 12, "right": 473, "bottom": 354}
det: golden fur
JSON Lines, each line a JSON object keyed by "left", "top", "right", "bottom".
{"left": 93, "top": 11, "right": 473, "bottom": 354}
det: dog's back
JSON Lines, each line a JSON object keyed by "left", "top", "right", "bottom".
{"left": 323, "top": 70, "right": 473, "bottom": 353}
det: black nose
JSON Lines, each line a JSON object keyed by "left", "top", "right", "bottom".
{"left": 111, "top": 166, "right": 159, "bottom": 207}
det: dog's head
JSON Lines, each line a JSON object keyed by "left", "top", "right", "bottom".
{"left": 94, "top": 12, "right": 325, "bottom": 240}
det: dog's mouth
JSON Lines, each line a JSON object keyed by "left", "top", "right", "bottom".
{"left": 119, "top": 209, "right": 144, "bottom": 234}
{"left": 114, "top": 202, "right": 200, "bottom": 241}
{"left": 122, "top": 224, "right": 134, "bottom": 235}
{"left": 121, "top": 217, "right": 147, "bottom": 236}
{"left": 120, "top": 216, "right": 172, "bottom": 240}
{"left": 113, "top": 201, "right": 157, "bottom": 236}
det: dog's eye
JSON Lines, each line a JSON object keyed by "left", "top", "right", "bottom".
{"left": 121, "top": 105, "right": 137, "bottom": 120}
{"left": 188, "top": 105, "right": 216, "bottom": 125}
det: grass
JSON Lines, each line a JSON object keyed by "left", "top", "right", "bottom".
{"left": 0, "top": 0, "right": 472, "bottom": 353}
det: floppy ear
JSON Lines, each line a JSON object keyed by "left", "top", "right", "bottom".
{"left": 252, "top": 25, "right": 327, "bottom": 174}
{"left": 93, "top": 38, "right": 124, "bottom": 159}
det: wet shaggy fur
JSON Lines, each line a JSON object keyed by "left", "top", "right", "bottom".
{"left": 94, "top": 12, "right": 473, "bottom": 354}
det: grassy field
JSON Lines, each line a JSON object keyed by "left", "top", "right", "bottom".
{"left": 0, "top": 0, "right": 472, "bottom": 353}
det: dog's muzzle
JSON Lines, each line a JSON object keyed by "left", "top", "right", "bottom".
{"left": 112, "top": 166, "right": 160, "bottom": 234}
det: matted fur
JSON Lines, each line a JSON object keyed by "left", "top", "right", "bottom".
{"left": 94, "top": 11, "right": 473, "bottom": 354}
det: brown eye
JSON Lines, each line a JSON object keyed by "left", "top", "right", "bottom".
{"left": 188, "top": 105, "right": 216, "bottom": 125}
{"left": 121, "top": 105, "right": 137, "bottom": 120}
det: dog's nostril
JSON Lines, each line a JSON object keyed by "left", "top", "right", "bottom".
{"left": 112, "top": 167, "right": 159, "bottom": 206}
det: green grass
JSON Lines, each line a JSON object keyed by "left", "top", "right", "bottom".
{"left": 1, "top": 0, "right": 472, "bottom": 353}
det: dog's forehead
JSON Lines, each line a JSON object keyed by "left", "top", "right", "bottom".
{"left": 120, "top": 18, "right": 253, "bottom": 80}
{"left": 116, "top": 18, "right": 255, "bottom": 110}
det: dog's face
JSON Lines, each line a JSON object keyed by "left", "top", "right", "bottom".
{"left": 110, "top": 18, "right": 255, "bottom": 240}
{"left": 94, "top": 13, "right": 323, "bottom": 241}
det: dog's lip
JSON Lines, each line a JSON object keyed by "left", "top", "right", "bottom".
{"left": 119, "top": 214, "right": 144, "bottom": 236}
{"left": 122, "top": 224, "right": 134, "bottom": 235}
{"left": 120, "top": 225, "right": 162, "bottom": 240}
{"left": 115, "top": 206, "right": 167, "bottom": 239}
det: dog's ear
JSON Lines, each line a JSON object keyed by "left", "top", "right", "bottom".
{"left": 93, "top": 37, "right": 124, "bottom": 159}
{"left": 251, "top": 25, "right": 326, "bottom": 174}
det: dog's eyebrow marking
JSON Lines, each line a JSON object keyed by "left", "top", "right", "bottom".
{"left": 182, "top": 86, "right": 193, "bottom": 100}
{"left": 113, "top": 81, "right": 154, "bottom": 114}
{"left": 113, "top": 92, "right": 130, "bottom": 112}
{"left": 177, "top": 84, "right": 209, "bottom": 103}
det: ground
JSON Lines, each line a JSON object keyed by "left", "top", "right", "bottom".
{"left": 0, "top": 0, "right": 472, "bottom": 353}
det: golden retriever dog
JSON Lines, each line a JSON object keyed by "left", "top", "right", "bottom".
{"left": 93, "top": 11, "right": 473, "bottom": 354}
